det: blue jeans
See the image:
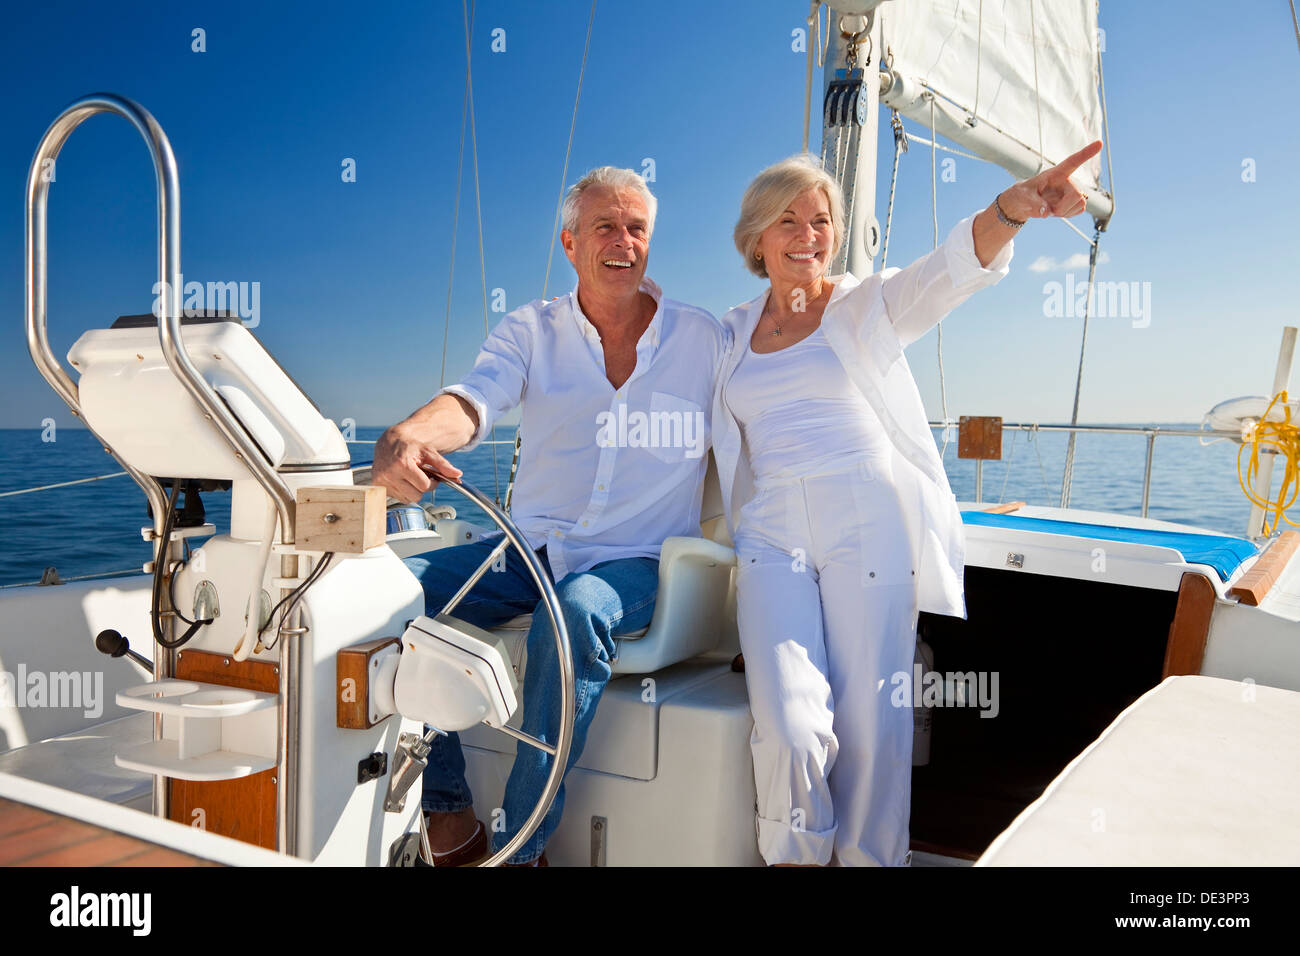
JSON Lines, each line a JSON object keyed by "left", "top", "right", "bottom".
{"left": 402, "top": 537, "right": 659, "bottom": 864}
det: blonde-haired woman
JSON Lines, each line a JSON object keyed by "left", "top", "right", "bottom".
{"left": 714, "top": 145, "right": 1101, "bottom": 866}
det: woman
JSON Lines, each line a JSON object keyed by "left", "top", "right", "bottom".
{"left": 713, "top": 144, "right": 1101, "bottom": 866}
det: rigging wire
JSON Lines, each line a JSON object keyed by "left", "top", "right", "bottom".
{"left": 1059, "top": 226, "right": 1104, "bottom": 508}
{"left": 802, "top": 2, "right": 823, "bottom": 152}
{"left": 996, "top": 427, "right": 1019, "bottom": 504}
{"left": 929, "top": 94, "right": 954, "bottom": 462}
{"left": 1028, "top": 424, "right": 1055, "bottom": 502}
{"left": 1057, "top": 4, "right": 1115, "bottom": 500}
{"left": 879, "top": 109, "right": 906, "bottom": 270}
{"left": 511, "top": 0, "right": 596, "bottom": 514}
{"left": 1057, "top": 214, "right": 1098, "bottom": 246}
{"left": 970, "top": 0, "right": 984, "bottom": 125}
{"left": 459, "top": 0, "right": 501, "bottom": 504}
{"left": 440, "top": 3, "right": 474, "bottom": 391}
{"left": 0, "top": 567, "right": 141, "bottom": 590}
{"left": 902, "top": 132, "right": 984, "bottom": 163}
{"left": 504, "top": 430, "right": 522, "bottom": 513}
{"left": 0, "top": 470, "right": 127, "bottom": 498}
{"left": 541, "top": 0, "right": 598, "bottom": 301}
{"left": 1095, "top": 1, "right": 1115, "bottom": 224}
{"left": 1028, "top": 0, "right": 1045, "bottom": 172}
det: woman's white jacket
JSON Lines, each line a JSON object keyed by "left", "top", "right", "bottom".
{"left": 710, "top": 213, "right": 1013, "bottom": 619}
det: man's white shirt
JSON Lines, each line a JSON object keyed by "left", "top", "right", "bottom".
{"left": 441, "top": 277, "right": 724, "bottom": 579}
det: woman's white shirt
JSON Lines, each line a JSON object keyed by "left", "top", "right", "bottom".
{"left": 711, "top": 212, "right": 1013, "bottom": 619}
{"left": 725, "top": 327, "right": 892, "bottom": 483}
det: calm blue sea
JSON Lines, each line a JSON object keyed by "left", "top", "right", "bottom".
{"left": 0, "top": 422, "right": 1270, "bottom": 587}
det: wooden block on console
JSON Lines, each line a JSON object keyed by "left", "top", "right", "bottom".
{"left": 337, "top": 636, "right": 401, "bottom": 729}
{"left": 297, "top": 485, "right": 386, "bottom": 553}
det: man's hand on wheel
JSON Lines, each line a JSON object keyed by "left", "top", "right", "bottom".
{"left": 372, "top": 424, "right": 463, "bottom": 503}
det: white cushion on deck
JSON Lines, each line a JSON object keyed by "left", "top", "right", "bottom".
{"left": 977, "top": 675, "right": 1300, "bottom": 866}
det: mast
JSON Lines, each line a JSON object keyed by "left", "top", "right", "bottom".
{"left": 821, "top": 3, "right": 885, "bottom": 278}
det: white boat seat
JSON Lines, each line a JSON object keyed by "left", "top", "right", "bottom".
{"left": 488, "top": 451, "right": 736, "bottom": 677}
{"left": 976, "top": 675, "right": 1300, "bottom": 866}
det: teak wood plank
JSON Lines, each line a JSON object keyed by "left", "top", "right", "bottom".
{"left": 173, "top": 648, "right": 280, "bottom": 692}
{"left": 18, "top": 832, "right": 152, "bottom": 867}
{"left": 0, "top": 814, "right": 100, "bottom": 864}
{"left": 0, "top": 799, "right": 54, "bottom": 839}
{"left": 980, "top": 501, "right": 1026, "bottom": 514}
{"left": 116, "top": 846, "right": 214, "bottom": 867}
{"left": 1163, "top": 572, "right": 1218, "bottom": 678}
{"left": 1227, "top": 530, "right": 1300, "bottom": 606}
{"left": 0, "top": 797, "right": 220, "bottom": 867}
{"left": 168, "top": 650, "right": 279, "bottom": 850}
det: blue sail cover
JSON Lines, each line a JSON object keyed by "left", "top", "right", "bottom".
{"left": 959, "top": 511, "right": 1259, "bottom": 582}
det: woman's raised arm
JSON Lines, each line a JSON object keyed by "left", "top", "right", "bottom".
{"left": 973, "top": 140, "right": 1104, "bottom": 267}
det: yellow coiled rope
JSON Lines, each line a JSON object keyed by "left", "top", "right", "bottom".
{"left": 1239, "top": 390, "right": 1300, "bottom": 535}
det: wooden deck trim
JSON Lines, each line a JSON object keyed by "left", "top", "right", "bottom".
{"left": 0, "top": 797, "right": 218, "bottom": 866}
{"left": 1162, "top": 572, "right": 1218, "bottom": 678}
{"left": 1226, "top": 530, "right": 1300, "bottom": 606}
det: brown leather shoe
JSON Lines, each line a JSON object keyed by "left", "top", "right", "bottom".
{"left": 425, "top": 817, "right": 488, "bottom": 867}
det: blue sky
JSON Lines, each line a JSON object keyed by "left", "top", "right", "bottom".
{"left": 0, "top": 0, "right": 1296, "bottom": 430}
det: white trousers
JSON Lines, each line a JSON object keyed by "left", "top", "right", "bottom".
{"left": 734, "top": 456, "right": 919, "bottom": 866}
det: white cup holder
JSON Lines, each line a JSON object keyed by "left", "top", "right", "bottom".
{"left": 123, "top": 679, "right": 201, "bottom": 701}
{"left": 182, "top": 689, "right": 257, "bottom": 709}
{"left": 117, "top": 678, "right": 277, "bottom": 719}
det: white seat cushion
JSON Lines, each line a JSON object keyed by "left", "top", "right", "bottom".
{"left": 977, "top": 675, "right": 1300, "bottom": 866}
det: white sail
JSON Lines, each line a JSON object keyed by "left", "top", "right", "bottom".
{"left": 878, "top": 0, "right": 1111, "bottom": 222}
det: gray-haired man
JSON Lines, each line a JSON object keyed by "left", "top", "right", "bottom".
{"left": 372, "top": 168, "right": 724, "bottom": 865}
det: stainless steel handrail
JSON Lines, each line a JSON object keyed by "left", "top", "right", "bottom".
{"left": 24, "top": 93, "right": 305, "bottom": 852}
{"left": 930, "top": 420, "right": 1246, "bottom": 520}
{"left": 25, "top": 97, "right": 170, "bottom": 535}
{"left": 25, "top": 93, "right": 297, "bottom": 540}
{"left": 25, "top": 94, "right": 187, "bottom": 823}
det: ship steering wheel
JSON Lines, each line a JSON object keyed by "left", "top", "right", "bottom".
{"left": 423, "top": 478, "right": 574, "bottom": 867}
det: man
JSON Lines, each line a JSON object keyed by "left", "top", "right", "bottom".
{"left": 372, "top": 166, "right": 724, "bottom": 865}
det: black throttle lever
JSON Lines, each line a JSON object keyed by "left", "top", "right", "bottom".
{"left": 95, "top": 629, "right": 156, "bottom": 674}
